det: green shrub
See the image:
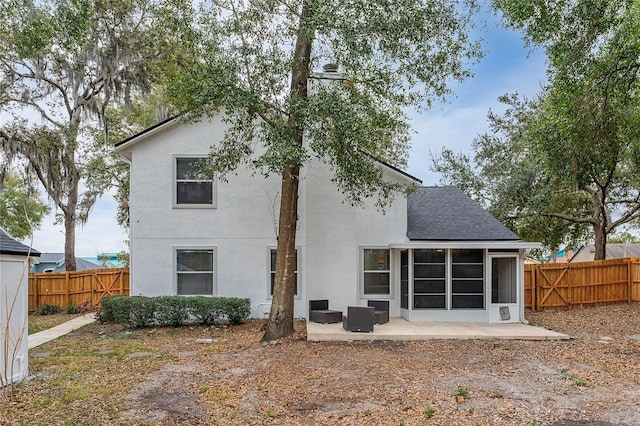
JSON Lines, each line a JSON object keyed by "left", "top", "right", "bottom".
{"left": 99, "top": 295, "right": 251, "bottom": 327}
{"left": 35, "top": 304, "right": 61, "bottom": 316}
{"left": 154, "top": 296, "right": 189, "bottom": 326}
{"left": 128, "top": 296, "right": 157, "bottom": 328}
{"left": 221, "top": 297, "right": 251, "bottom": 324}
{"left": 65, "top": 305, "right": 79, "bottom": 314}
{"left": 99, "top": 295, "right": 131, "bottom": 323}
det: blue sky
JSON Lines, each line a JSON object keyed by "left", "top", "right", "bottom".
{"left": 24, "top": 9, "right": 548, "bottom": 256}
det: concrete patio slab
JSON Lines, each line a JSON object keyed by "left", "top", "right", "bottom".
{"left": 307, "top": 317, "right": 569, "bottom": 342}
{"left": 28, "top": 314, "right": 97, "bottom": 350}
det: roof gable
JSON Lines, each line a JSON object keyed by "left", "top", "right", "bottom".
{"left": 407, "top": 187, "right": 519, "bottom": 241}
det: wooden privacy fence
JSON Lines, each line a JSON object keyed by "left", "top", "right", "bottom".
{"left": 28, "top": 268, "right": 129, "bottom": 311}
{"left": 525, "top": 258, "right": 640, "bottom": 311}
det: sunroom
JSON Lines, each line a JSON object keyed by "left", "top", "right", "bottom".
{"left": 389, "top": 187, "right": 541, "bottom": 323}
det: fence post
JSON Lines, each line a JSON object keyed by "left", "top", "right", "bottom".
{"left": 628, "top": 258, "right": 633, "bottom": 304}
{"left": 532, "top": 265, "right": 538, "bottom": 311}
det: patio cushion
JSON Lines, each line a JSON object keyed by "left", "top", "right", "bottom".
{"left": 367, "top": 300, "right": 389, "bottom": 324}
{"left": 309, "top": 299, "right": 342, "bottom": 324}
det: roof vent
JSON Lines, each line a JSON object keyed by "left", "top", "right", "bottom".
{"left": 323, "top": 63, "right": 339, "bottom": 73}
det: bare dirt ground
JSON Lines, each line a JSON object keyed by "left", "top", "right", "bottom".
{"left": 122, "top": 304, "right": 640, "bottom": 426}
{"left": 6, "top": 304, "right": 640, "bottom": 425}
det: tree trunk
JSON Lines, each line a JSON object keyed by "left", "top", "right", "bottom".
{"left": 63, "top": 178, "right": 79, "bottom": 271}
{"left": 262, "top": 166, "right": 300, "bottom": 341}
{"left": 262, "top": 0, "right": 313, "bottom": 341}
{"left": 593, "top": 223, "right": 607, "bottom": 260}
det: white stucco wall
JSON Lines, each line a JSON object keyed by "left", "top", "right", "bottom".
{"left": 120, "top": 117, "right": 411, "bottom": 318}
{"left": 0, "top": 254, "right": 30, "bottom": 385}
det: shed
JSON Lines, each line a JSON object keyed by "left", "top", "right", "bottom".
{"left": 0, "top": 230, "right": 40, "bottom": 386}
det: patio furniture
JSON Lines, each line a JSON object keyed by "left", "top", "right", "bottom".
{"left": 308, "top": 299, "right": 342, "bottom": 324}
{"left": 367, "top": 300, "right": 389, "bottom": 324}
{"left": 342, "top": 306, "right": 375, "bottom": 332}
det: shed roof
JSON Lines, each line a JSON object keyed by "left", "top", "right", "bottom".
{"left": 0, "top": 230, "right": 41, "bottom": 257}
{"left": 407, "top": 187, "right": 520, "bottom": 241}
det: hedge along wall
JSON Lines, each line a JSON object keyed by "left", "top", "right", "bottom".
{"left": 99, "top": 295, "right": 251, "bottom": 328}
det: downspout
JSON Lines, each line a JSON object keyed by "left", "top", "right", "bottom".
{"left": 519, "top": 249, "right": 528, "bottom": 324}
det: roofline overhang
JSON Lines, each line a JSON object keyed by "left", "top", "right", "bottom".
{"left": 389, "top": 241, "right": 543, "bottom": 250}
{"left": 114, "top": 115, "right": 182, "bottom": 160}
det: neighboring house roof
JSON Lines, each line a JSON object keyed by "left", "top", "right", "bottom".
{"left": 34, "top": 253, "right": 101, "bottom": 272}
{"left": 575, "top": 244, "right": 640, "bottom": 260}
{"left": 407, "top": 187, "right": 520, "bottom": 241}
{"left": 0, "top": 229, "right": 41, "bottom": 257}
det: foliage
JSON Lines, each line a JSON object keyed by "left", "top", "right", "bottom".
{"left": 607, "top": 232, "right": 640, "bottom": 244}
{"left": 0, "top": 172, "right": 49, "bottom": 239}
{"left": 34, "top": 304, "right": 61, "bottom": 316}
{"left": 0, "top": 0, "right": 179, "bottom": 270}
{"left": 164, "top": 0, "right": 482, "bottom": 340}
{"left": 65, "top": 305, "right": 79, "bottom": 314}
{"left": 431, "top": 94, "right": 591, "bottom": 255}
{"left": 434, "top": 1, "right": 640, "bottom": 259}
{"left": 99, "top": 295, "right": 251, "bottom": 328}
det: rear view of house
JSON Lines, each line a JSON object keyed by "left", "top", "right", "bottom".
{"left": 116, "top": 116, "right": 538, "bottom": 324}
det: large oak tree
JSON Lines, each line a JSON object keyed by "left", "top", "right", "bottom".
{"left": 165, "top": 0, "right": 482, "bottom": 340}
{"left": 0, "top": 0, "right": 176, "bottom": 270}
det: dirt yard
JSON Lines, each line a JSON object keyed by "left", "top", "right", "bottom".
{"left": 6, "top": 304, "right": 640, "bottom": 425}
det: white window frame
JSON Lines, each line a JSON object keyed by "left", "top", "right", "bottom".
{"left": 267, "top": 246, "right": 302, "bottom": 300}
{"left": 361, "top": 247, "right": 392, "bottom": 298}
{"left": 174, "top": 246, "right": 217, "bottom": 296}
{"left": 173, "top": 155, "right": 217, "bottom": 208}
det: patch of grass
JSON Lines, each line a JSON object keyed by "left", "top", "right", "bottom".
{"left": 425, "top": 406, "right": 436, "bottom": 419}
{"left": 560, "top": 368, "right": 590, "bottom": 387}
{"left": 457, "top": 385, "right": 469, "bottom": 398}
{"left": 28, "top": 312, "right": 84, "bottom": 335}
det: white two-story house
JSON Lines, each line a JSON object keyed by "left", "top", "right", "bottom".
{"left": 116, "top": 115, "right": 538, "bottom": 323}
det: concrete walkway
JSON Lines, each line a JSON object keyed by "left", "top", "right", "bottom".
{"left": 307, "top": 317, "right": 570, "bottom": 342}
{"left": 28, "top": 314, "right": 97, "bottom": 350}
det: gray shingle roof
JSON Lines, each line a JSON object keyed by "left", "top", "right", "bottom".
{"left": 585, "top": 243, "right": 640, "bottom": 259}
{"left": 407, "top": 187, "right": 519, "bottom": 241}
{"left": 36, "top": 252, "right": 101, "bottom": 271}
{"left": 0, "top": 232, "right": 41, "bottom": 257}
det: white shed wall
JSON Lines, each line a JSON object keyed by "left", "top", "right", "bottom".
{"left": 0, "top": 255, "right": 29, "bottom": 385}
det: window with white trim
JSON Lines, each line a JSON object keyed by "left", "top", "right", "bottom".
{"left": 175, "top": 157, "right": 215, "bottom": 206}
{"left": 176, "top": 249, "right": 215, "bottom": 295}
{"left": 363, "top": 248, "right": 390, "bottom": 296}
{"left": 269, "top": 249, "right": 299, "bottom": 296}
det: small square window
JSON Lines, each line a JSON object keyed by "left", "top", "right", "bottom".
{"left": 175, "top": 157, "right": 215, "bottom": 206}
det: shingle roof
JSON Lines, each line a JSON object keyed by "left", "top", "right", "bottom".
{"left": 407, "top": 187, "right": 520, "bottom": 241}
{"left": 36, "top": 252, "right": 101, "bottom": 271}
{"left": 0, "top": 231, "right": 41, "bottom": 257}
{"left": 585, "top": 243, "right": 640, "bottom": 259}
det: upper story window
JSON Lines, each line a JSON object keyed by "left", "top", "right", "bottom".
{"left": 175, "top": 157, "right": 215, "bottom": 207}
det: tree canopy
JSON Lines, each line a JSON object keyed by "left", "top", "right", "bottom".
{"left": 0, "top": 0, "right": 178, "bottom": 269}
{"left": 434, "top": 0, "right": 640, "bottom": 260}
{"left": 163, "top": 0, "right": 482, "bottom": 339}
{"left": 0, "top": 171, "right": 49, "bottom": 239}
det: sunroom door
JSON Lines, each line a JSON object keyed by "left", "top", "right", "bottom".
{"left": 488, "top": 255, "right": 519, "bottom": 323}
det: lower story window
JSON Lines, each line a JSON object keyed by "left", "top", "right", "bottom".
{"left": 363, "top": 248, "right": 390, "bottom": 295}
{"left": 270, "top": 249, "right": 298, "bottom": 296}
{"left": 176, "top": 249, "right": 214, "bottom": 295}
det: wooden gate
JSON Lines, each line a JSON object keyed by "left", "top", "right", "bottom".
{"left": 525, "top": 259, "right": 638, "bottom": 310}
{"left": 29, "top": 268, "right": 130, "bottom": 311}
